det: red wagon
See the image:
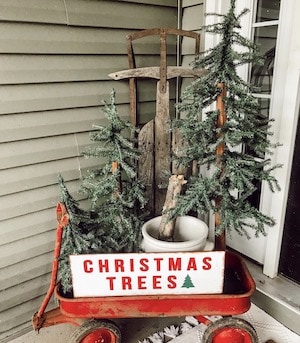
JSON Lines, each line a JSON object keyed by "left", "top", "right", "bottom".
{"left": 32, "top": 203, "right": 259, "bottom": 343}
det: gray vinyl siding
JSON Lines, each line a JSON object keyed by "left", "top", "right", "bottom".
{"left": 180, "top": 1, "right": 204, "bottom": 92}
{"left": 181, "top": 0, "right": 204, "bottom": 59}
{"left": 0, "top": 1, "right": 177, "bottom": 341}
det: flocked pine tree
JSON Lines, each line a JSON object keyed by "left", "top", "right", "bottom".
{"left": 57, "top": 175, "right": 103, "bottom": 294}
{"left": 171, "top": 0, "right": 281, "bottom": 241}
{"left": 80, "top": 89, "right": 147, "bottom": 251}
{"left": 58, "top": 90, "right": 146, "bottom": 294}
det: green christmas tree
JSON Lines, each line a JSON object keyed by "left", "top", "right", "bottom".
{"left": 80, "top": 89, "right": 147, "bottom": 252}
{"left": 171, "top": 0, "right": 281, "bottom": 241}
{"left": 58, "top": 90, "right": 147, "bottom": 294}
{"left": 57, "top": 175, "right": 104, "bottom": 295}
{"left": 181, "top": 274, "right": 195, "bottom": 289}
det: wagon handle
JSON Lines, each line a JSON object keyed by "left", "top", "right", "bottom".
{"left": 32, "top": 202, "right": 69, "bottom": 331}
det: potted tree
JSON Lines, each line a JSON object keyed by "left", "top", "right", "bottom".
{"left": 141, "top": 174, "right": 211, "bottom": 252}
{"left": 142, "top": 0, "right": 281, "bottom": 251}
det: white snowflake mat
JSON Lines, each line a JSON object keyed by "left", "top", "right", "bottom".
{"left": 137, "top": 304, "right": 300, "bottom": 343}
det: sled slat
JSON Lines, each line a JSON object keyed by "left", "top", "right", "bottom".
{"left": 154, "top": 81, "right": 171, "bottom": 215}
{"left": 138, "top": 120, "right": 155, "bottom": 214}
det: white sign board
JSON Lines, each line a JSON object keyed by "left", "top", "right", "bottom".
{"left": 70, "top": 251, "right": 225, "bottom": 297}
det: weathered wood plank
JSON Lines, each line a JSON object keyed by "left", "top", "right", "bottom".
{"left": 109, "top": 66, "right": 207, "bottom": 80}
{"left": 172, "top": 128, "right": 191, "bottom": 176}
{"left": 159, "top": 175, "right": 187, "bottom": 239}
{"left": 138, "top": 120, "right": 155, "bottom": 215}
{"left": 154, "top": 81, "right": 171, "bottom": 215}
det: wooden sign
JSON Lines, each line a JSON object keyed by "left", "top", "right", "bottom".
{"left": 69, "top": 251, "right": 225, "bottom": 298}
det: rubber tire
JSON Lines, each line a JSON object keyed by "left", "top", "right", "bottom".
{"left": 202, "top": 317, "right": 259, "bottom": 343}
{"left": 70, "top": 319, "right": 121, "bottom": 343}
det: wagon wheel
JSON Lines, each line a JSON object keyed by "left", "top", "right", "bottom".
{"left": 202, "top": 317, "right": 259, "bottom": 343}
{"left": 70, "top": 319, "right": 121, "bottom": 343}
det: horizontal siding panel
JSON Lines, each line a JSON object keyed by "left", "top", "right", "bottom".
{"left": 0, "top": 295, "right": 57, "bottom": 340}
{"left": 130, "top": 35, "right": 176, "bottom": 55}
{"left": 0, "top": 180, "right": 82, "bottom": 222}
{"left": 75, "top": 132, "right": 104, "bottom": 157}
{"left": 0, "top": 187, "right": 58, "bottom": 223}
{"left": 0, "top": 0, "right": 66, "bottom": 24}
{"left": 67, "top": 0, "right": 177, "bottom": 29}
{"left": 0, "top": 104, "right": 131, "bottom": 143}
{"left": 0, "top": 22, "right": 128, "bottom": 54}
{"left": 0, "top": 135, "right": 81, "bottom": 169}
{"left": 120, "top": 0, "right": 177, "bottom": 6}
{"left": 0, "top": 156, "right": 102, "bottom": 197}
{"left": 181, "top": 32, "right": 202, "bottom": 55}
{"left": 0, "top": 0, "right": 177, "bottom": 27}
{"left": 182, "top": 4, "right": 204, "bottom": 31}
{"left": 0, "top": 230, "right": 55, "bottom": 268}
{"left": 0, "top": 23, "right": 173, "bottom": 55}
{"left": 0, "top": 209, "right": 56, "bottom": 246}
{"left": 0, "top": 181, "right": 82, "bottom": 222}
{"left": 181, "top": 54, "right": 198, "bottom": 68}
{"left": 1, "top": 252, "right": 52, "bottom": 290}
{"left": 138, "top": 99, "right": 176, "bottom": 124}
{"left": 135, "top": 79, "right": 176, "bottom": 100}
{"left": 1, "top": 275, "right": 52, "bottom": 312}
{"left": 0, "top": 81, "right": 130, "bottom": 115}
{"left": 1, "top": 125, "right": 144, "bottom": 173}
{"left": 0, "top": 197, "right": 91, "bottom": 246}
{"left": 0, "top": 158, "right": 82, "bottom": 196}
{"left": 0, "top": 55, "right": 170, "bottom": 85}
{"left": 130, "top": 54, "right": 175, "bottom": 68}
{"left": 0, "top": 55, "right": 130, "bottom": 84}
{"left": 138, "top": 101, "right": 157, "bottom": 124}
{"left": 182, "top": 0, "right": 204, "bottom": 7}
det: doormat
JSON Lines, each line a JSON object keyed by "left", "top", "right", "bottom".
{"left": 137, "top": 315, "right": 221, "bottom": 343}
{"left": 138, "top": 304, "right": 300, "bottom": 343}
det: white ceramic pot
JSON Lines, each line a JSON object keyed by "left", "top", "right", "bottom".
{"left": 141, "top": 215, "right": 214, "bottom": 252}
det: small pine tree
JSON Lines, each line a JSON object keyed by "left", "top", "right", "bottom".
{"left": 57, "top": 175, "right": 104, "bottom": 294}
{"left": 57, "top": 90, "right": 147, "bottom": 294}
{"left": 171, "top": 0, "right": 281, "bottom": 238}
{"left": 80, "top": 89, "right": 147, "bottom": 251}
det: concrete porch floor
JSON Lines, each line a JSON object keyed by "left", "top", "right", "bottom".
{"left": 9, "top": 303, "right": 300, "bottom": 343}
{"left": 9, "top": 316, "right": 184, "bottom": 343}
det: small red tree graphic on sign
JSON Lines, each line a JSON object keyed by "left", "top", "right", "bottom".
{"left": 181, "top": 274, "right": 195, "bottom": 289}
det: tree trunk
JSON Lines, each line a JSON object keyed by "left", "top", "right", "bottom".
{"left": 215, "top": 83, "right": 227, "bottom": 250}
{"left": 158, "top": 174, "right": 187, "bottom": 240}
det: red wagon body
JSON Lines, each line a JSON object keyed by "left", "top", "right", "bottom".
{"left": 56, "top": 251, "right": 254, "bottom": 319}
{"left": 32, "top": 203, "right": 258, "bottom": 342}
